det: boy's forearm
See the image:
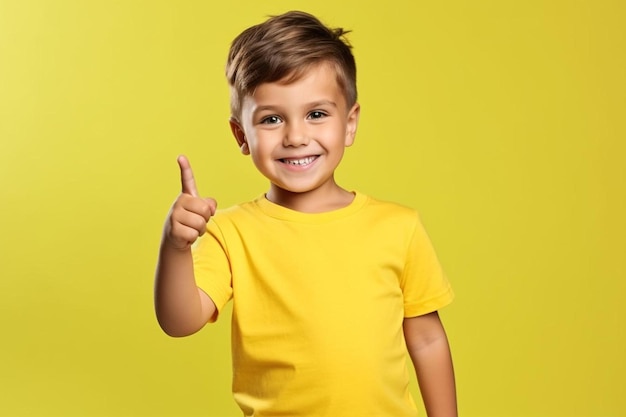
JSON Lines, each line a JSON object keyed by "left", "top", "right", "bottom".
{"left": 404, "top": 313, "right": 457, "bottom": 417}
{"left": 411, "top": 336, "right": 457, "bottom": 417}
{"left": 154, "top": 242, "right": 214, "bottom": 337}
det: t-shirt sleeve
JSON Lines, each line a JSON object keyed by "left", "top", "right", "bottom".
{"left": 400, "top": 213, "right": 454, "bottom": 317}
{"left": 192, "top": 218, "right": 233, "bottom": 322}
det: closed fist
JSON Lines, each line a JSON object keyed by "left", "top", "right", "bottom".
{"left": 164, "top": 155, "right": 217, "bottom": 250}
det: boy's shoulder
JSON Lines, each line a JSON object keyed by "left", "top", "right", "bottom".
{"left": 210, "top": 195, "right": 267, "bottom": 218}
{"left": 365, "top": 195, "right": 419, "bottom": 215}
{"left": 364, "top": 195, "right": 426, "bottom": 231}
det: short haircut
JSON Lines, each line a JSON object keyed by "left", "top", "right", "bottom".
{"left": 226, "top": 11, "right": 357, "bottom": 120}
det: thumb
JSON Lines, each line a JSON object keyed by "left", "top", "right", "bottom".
{"left": 204, "top": 197, "right": 218, "bottom": 217}
{"left": 177, "top": 155, "right": 199, "bottom": 197}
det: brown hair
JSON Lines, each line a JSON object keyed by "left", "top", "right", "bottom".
{"left": 226, "top": 11, "right": 357, "bottom": 120}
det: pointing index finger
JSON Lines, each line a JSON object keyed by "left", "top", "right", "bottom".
{"left": 177, "top": 155, "right": 199, "bottom": 197}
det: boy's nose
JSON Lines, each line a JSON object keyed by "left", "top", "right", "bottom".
{"left": 283, "top": 122, "right": 309, "bottom": 147}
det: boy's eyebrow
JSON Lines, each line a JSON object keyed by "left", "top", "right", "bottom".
{"left": 253, "top": 100, "right": 338, "bottom": 114}
{"left": 306, "top": 100, "right": 338, "bottom": 108}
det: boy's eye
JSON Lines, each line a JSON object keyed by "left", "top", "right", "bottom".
{"left": 308, "top": 111, "right": 327, "bottom": 120}
{"left": 260, "top": 115, "right": 282, "bottom": 124}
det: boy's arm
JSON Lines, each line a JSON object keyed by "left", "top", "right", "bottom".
{"left": 154, "top": 156, "right": 218, "bottom": 337}
{"left": 403, "top": 311, "right": 457, "bottom": 417}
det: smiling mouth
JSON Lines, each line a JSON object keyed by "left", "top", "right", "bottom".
{"left": 279, "top": 156, "right": 318, "bottom": 166}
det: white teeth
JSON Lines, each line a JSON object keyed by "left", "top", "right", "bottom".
{"left": 284, "top": 156, "right": 315, "bottom": 166}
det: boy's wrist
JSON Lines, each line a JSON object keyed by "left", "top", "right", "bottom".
{"left": 161, "top": 234, "right": 193, "bottom": 253}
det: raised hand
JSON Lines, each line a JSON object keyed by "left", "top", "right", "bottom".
{"left": 163, "top": 156, "right": 217, "bottom": 250}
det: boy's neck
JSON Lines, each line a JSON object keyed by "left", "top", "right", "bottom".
{"left": 266, "top": 183, "right": 355, "bottom": 213}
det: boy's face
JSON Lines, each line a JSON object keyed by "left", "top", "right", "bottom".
{"left": 230, "top": 63, "right": 360, "bottom": 202}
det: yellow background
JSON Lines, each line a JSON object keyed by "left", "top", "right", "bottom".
{"left": 1, "top": 1, "right": 624, "bottom": 416}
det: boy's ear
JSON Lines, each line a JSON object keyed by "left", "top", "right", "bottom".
{"left": 229, "top": 117, "right": 249, "bottom": 155}
{"left": 344, "top": 103, "right": 361, "bottom": 147}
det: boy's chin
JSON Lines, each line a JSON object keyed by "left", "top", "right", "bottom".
{"left": 268, "top": 180, "right": 339, "bottom": 197}
{"left": 268, "top": 184, "right": 310, "bottom": 195}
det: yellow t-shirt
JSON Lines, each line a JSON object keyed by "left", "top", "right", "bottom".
{"left": 193, "top": 192, "right": 453, "bottom": 416}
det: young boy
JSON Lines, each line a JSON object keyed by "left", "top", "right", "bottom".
{"left": 155, "top": 11, "right": 457, "bottom": 417}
